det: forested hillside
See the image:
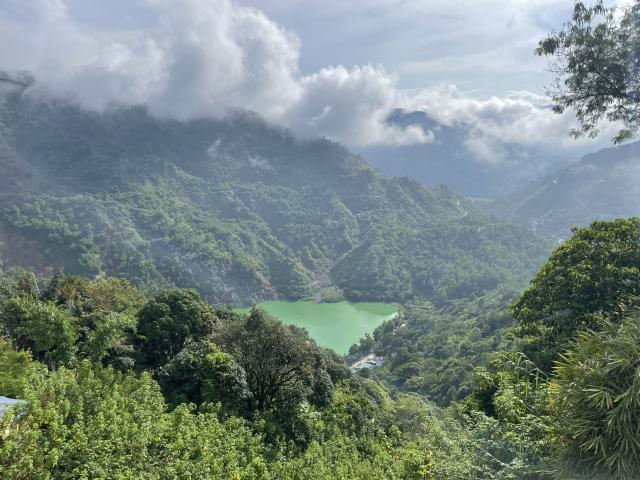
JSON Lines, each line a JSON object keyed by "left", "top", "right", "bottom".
{"left": 3, "top": 219, "right": 640, "bottom": 479}
{"left": 0, "top": 84, "right": 549, "bottom": 305}
{"left": 486, "top": 141, "right": 640, "bottom": 239}
{"left": 2, "top": 0, "right": 640, "bottom": 477}
{"left": 349, "top": 288, "right": 518, "bottom": 406}
{"left": 0, "top": 271, "right": 542, "bottom": 479}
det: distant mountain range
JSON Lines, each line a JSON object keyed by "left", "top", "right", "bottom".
{"left": 0, "top": 78, "right": 549, "bottom": 305}
{"left": 485, "top": 141, "right": 640, "bottom": 239}
{"left": 359, "top": 109, "right": 575, "bottom": 197}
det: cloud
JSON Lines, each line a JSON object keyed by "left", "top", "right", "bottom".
{"left": 283, "top": 64, "right": 431, "bottom": 145}
{"left": 0, "top": 0, "right": 429, "bottom": 146}
{"left": 0, "top": 0, "right": 619, "bottom": 155}
{"left": 405, "top": 85, "right": 616, "bottom": 163}
{"left": 246, "top": 0, "right": 570, "bottom": 92}
{"left": 0, "top": 0, "right": 302, "bottom": 118}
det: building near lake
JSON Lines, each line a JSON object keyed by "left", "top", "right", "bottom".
{"left": 350, "top": 354, "right": 384, "bottom": 371}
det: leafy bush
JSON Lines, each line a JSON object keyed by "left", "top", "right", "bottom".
{"left": 549, "top": 316, "right": 640, "bottom": 480}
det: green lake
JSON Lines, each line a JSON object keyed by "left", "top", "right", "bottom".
{"left": 236, "top": 301, "right": 397, "bottom": 354}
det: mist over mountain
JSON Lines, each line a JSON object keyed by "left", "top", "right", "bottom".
{"left": 359, "top": 109, "right": 578, "bottom": 197}
{"left": 486, "top": 141, "right": 640, "bottom": 239}
{"left": 0, "top": 81, "right": 550, "bottom": 306}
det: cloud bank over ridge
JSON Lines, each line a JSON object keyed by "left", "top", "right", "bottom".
{"left": 0, "top": 0, "right": 616, "bottom": 159}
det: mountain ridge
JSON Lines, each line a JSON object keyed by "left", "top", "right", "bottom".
{"left": 359, "top": 109, "right": 575, "bottom": 197}
{"left": 0, "top": 87, "right": 550, "bottom": 305}
{"left": 485, "top": 141, "right": 640, "bottom": 239}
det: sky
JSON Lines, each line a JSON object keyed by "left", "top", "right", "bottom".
{"left": 0, "top": 0, "right": 628, "bottom": 162}
{"left": 246, "top": 0, "right": 568, "bottom": 95}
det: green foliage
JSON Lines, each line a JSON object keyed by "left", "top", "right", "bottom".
{"left": 81, "top": 312, "right": 137, "bottom": 367}
{"left": 0, "top": 92, "right": 549, "bottom": 306}
{"left": 137, "top": 288, "right": 218, "bottom": 367}
{"left": 0, "top": 267, "right": 46, "bottom": 300}
{"left": 463, "top": 218, "right": 640, "bottom": 479}
{"left": 46, "top": 275, "right": 146, "bottom": 316}
{"left": 11, "top": 264, "right": 635, "bottom": 478}
{"left": 351, "top": 290, "right": 518, "bottom": 405}
{"left": 0, "top": 338, "right": 41, "bottom": 398}
{"left": 461, "top": 353, "right": 555, "bottom": 479}
{"left": 0, "top": 361, "right": 267, "bottom": 479}
{"left": 158, "top": 340, "right": 249, "bottom": 412}
{"left": 537, "top": 1, "right": 640, "bottom": 143}
{"left": 0, "top": 352, "right": 507, "bottom": 480}
{"left": 513, "top": 218, "right": 640, "bottom": 370}
{"left": 549, "top": 316, "right": 640, "bottom": 480}
{"left": 0, "top": 362, "right": 166, "bottom": 478}
{"left": 0, "top": 294, "right": 78, "bottom": 368}
{"left": 320, "top": 286, "right": 344, "bottom": 303}
{"left": 214, "top": 308, "right": 331, "bottom": 413}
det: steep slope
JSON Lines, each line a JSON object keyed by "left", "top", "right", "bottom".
{"left": 486, "top": 141, "right": 640, "bottom": 239}
{"left": 0, "top": 85, "right": 550, "bottom": 305}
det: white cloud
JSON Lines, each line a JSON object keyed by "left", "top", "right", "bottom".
{"left": 283, "top": 64, "right": 431, "bottom": 145}
{"left": 406, "top": 85, "right": 616, "bottom": 163}
{"left": 0, "top": 0, "right": 302, "bottom": 118}
{"left": 0, "top": 0, "right": 620, "bottom": 156}
{"left": 0, "top": 0, "right": 429, "bottom": 146}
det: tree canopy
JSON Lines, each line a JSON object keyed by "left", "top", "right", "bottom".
{"left": 537, "top": 0, "right": 640, "bottom": 143}
{"left": 2, "top": 218, "right": 640, "bottom": 478}
{"left": 214, "top": 308, "right": 331, "bottom": 413}
{"left": 137, "top": 289, "right": 218, "bottom": 368}
{"left": 512, "top": 218, "right": 640, "bottom": 370}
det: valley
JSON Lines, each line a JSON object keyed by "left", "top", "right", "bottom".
{"left": 2, "top": 0, "right": 640, "bottom": 476}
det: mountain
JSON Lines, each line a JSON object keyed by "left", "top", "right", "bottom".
{"left": 486, "top": 141, "right": 640, "bottom": 239}
{"left": 0, "top": 81, "right": 550, "bottom": 305}
{"left": 359, "top": 109, "right": 574, "bottom": 197}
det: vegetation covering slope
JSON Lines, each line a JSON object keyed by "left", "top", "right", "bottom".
{"left": 0, "top": 83, "right": 549, "bottom": 305}
{"left": 0, "top": 272, "right": 538, "bottom": 479}
{"left": 348, "top": 218, "right": 640, "bottom": 479}
{"left": 350, "top": 288, "right": 518, "bottom": 406}
{"left": 486, "top": 141, "right": 640, "bottom": 239}
{"left": 2, "top": 218, "right": 640, "bottom": 479}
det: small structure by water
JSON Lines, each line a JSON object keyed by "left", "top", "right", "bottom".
{"left": 350, "top": 354, "right": 384, "bottom": 371}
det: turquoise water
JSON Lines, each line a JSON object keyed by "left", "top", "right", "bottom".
{"left": 236, "top": 301, "right": 397, "bottom": 354}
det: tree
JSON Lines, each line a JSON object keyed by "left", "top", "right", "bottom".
{"left": 40, "top": 270, "right": 65, "bottom": 302}
{"left": 537, "top": 1, "right": 640, "bottom": 143}
{"left": 0, "top": 295, "right": 78, "bottom": 368}
{"left": 0, "top": 361, "right": 268, "bottom": 479}
{"left": 136, "top": 289, "right": 218, "bottom": 368}
{"left": 0, "top": 338, "right": 42, "bottom": 398}
{"left": 81, "top": 312, "right": 138, "bottom": 369}
{"left": 512, "top": 218, "right": 640, "bottom": 370}
{"left": 549, "top": 316, "right": 640, "bottom": 480}
{"left": 0, "top": 362, "right": 167, "bottom": 478}
{"left": 41, "top": 275, "right": 144, "bottom": 369}
{"left": 0, "top": 268, "right": 41, "bottom": 300}
{"left": 214, "top": 308, "right": 326, "bottom": 413}
{"left": 44, "top": 275, "right": 144, "bottom": 319}
{"left": 158, "top": 340, "right": 249, "bottom": 413}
